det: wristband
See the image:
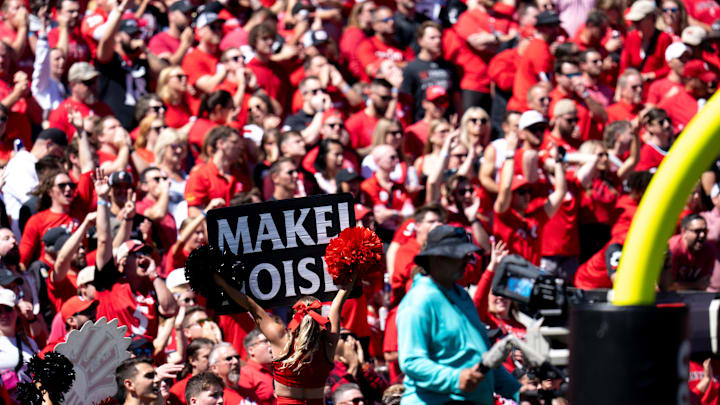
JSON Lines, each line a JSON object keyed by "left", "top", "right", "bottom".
{"left": 201, "top": 209, "right": 207, "bottom": 217}
{"left": 149, "top": 273, "right": 158, "bottom": 282}
{"left": 340, "top": 83, "right": 351, "bottom": 94}
{"left": 391, "top": 87, "right": 399, "bottom": 95}
{"left": 97, "top": 199, "right": 110, "bottom": 207}
{"left": 477, "top": 363, "right": 491, "bottom": 375}
{"left": 505, "top": 150, "right": 515, "bottom": 160}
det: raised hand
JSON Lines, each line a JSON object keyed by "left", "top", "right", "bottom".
{"left": 92, "top": 168, "right": 111, "bottom": 199}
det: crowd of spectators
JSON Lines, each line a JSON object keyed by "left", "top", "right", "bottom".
{"left": 0, "top": 0, "right": 719, "bottom": 401}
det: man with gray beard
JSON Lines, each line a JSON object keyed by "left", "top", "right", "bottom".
{"left": 209, "top": 342, "right": 259, "bottom": 405}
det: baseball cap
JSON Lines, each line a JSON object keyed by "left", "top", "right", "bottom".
{"left": 511, "top": 174, "right": 531, "bottom": 191}
{"left": 115, "top": 240, "right": 153, "bottom": 261}
{"left": 36, "top": 128, "right": 68, "bottom": 147}
{"left": 0, "top": 289, "right": 16, "bottom": 308}
{"left": 518, "top": 110, "right": 547, "bottom": 130}
{"left": 354, "top": 204, "right": 371, "bottom": 221}
{"left": 0, "top": 268, "right": 22, "bottom": 287}
{"left": 683, "top": 60, "right": 717, "bottom": 82}
{"left": 301, "top": 30, "right": 329, "bottom": 48}
{"left": 68, "top": 61, "right": 99, "bottom": 83}
{"left": 626, "top": 0, "right": 656, "bottom": 22}
{"left": 415, "top": 225, "right": 480, "bottom": 266}
{"left": 682, "top": 26, "right": 707, "bottom": 46}
{"left": 60, "top": 296, "right": 97, "bottom": 321}
{"left": 109, "top": 171, "right": 134, "bottom": 187}
{"left": 166, "top": 268, "right": 189, "bottom": 290}
{"left": 425, "top": 85, "right": 449, "bottom": 102}
{"left": 665, "top": 42, "right": 689, "bottom": 62}
{"left": 42, "top": 227, "right": 72, "bottom": 251}
{"left": 169, "top": 0, "right": 194, "bottom": 13}
{"left": 335, "top": 169, "right": 362, "bottom": 184}
{"left": 76, "top": 266, "right": 95, "bottom": 286}
{"left": 196, "top": 12, "right": 225, "bottom": 29}
{"left": 119, "top": 18, "right": 141, "bottom": 36}
{"left": 536, "top": 10, "right": 561, "bottom": 26}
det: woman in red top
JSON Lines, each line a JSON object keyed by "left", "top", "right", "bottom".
{"left": 215, "top": 271, "right": 358, "bottom": 405}
{"left": 157, "top": 66, "right": 194, "bottom": 129}
{"left": 188, "top": 90, "right": 235, "bottom": 155}
{"left": 133, "top": 114, "right": 166, "bottom": 166}
{"left": 620, "top": 1, "right": 672, "bottom": 83}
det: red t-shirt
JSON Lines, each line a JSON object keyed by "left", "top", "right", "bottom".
{"left": 340, "top": 27, "right": 371, "bottom": 82}
{"left": 136, "top": 196, "right": 177, "bottom": 250}
{"left": 182, "top": 47, "right": 220, "bottom": 111}
{"left": 453, "top": 10, "right": 516, "bottom": 93}
{"left": 540, "top": 174, "right": 582, "bottom": 257}
{"left": 392, "top": 218, "right": 416, "bottom": 245}
{"left": 148, "top": 31, "right": 180, "bottom": 57}
{"left": 47, "top": 271, "right": 78, "bottom": 314}
{"left": 188, "top": 118, "right": 220, "bottom": 152}
{"left": 390, "top": 238, "right": 420, "bottom": 305}
{"left": 635, "top": 142, "right": 667, "bottom": 172}
{"left": 0, "top": 111, "right": 32, "bottom": 164}
{"left": 361, "top": 174, "right": 411, "bottom": 211}
{"left": 48, "top": 26, "right": 91, "bottom": 67}
{"left": 657, "top": 87, "right": 699, "bottom": 133}
{"left": 647, "top": 77, "right": 683, "bottom": 105}
{"left": 619, "top": 29, "right": 672, "bottom": 78}
{"left": 20, "top": 210, "right": 80, "bottom": 268}
{"left": 382, "top": 307, "right": 402, "bottom": 384}
{"left": 163, "top": 243, "right": 189, "bottom": 278}
{"left": 48, "top": 98, "right": 115, "bottom": 140}
{"left": 493, "top": 205, "right": 550, "bottom": 265}
{"left": 246, "top": 57, "right": 288, "bottom": 110}
{"left": 168, "top": 374, "right": 191, "bottom": 405}
{"left": 488, "top": 48, "right": 518, "bottom": 92}
{"left": 346, "top": 110, "right": 379, "bottom": 149}
{"left": 165, "top": 96, "right": 194, "bottom": 128}
{"left": 509, "top": 38, "right": 553, "bottom": 111}
{"left": 238, "top": 360, "right": 275, "bottom": 405}
{"left": 683, "top": 0, "right": 720, "bottom": 24}
{"left": 96, "top": 279, "right": 158, "bottom": 339}
{"left": 184, "top": 160, "right": 250, "bottom": 209}
{"left": 404, "top": 120, "right": 429, "bottom": 160}
{"left": 606, "top": 99, "right": 643, "bottom": 125}
{"left": 548, "top": 87, "right": 600, "bottom": 143}
{"left": 80, "top": 8, "right": 108, "bottom": 57}
{"left": 356, "top": 36, "right": 414, "bottom": 79}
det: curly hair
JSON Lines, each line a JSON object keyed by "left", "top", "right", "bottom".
{"left": 32, "top": 170, "right": 67, "bottom": 211}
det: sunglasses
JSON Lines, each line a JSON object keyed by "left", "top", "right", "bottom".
{"left": 387, "top": 130, "right": 403, "bottom": 136}
{"left": 224, "top": 355, "right": 241, "bottom": 362}
{"left": 286, "top": 169, "right": 299, "bottom": 175}
{"left": 149, "top": 105, "right": 166, "bottom": 113}
{"left": 564, "top": 72, "right": 582, "bottom": 78}
{"left": 327, "top": 122, "right": 344, "bottom": 129}
{"left": 209, "top": 23, "right": 224, "bottom": 31}
{"left": 456, "top": 187, "right": 474, "bottom": 194}
{"left": 380, "top": 95, "right": 394, "bottom": 101}
{"left": 56, "top": 182, "right": 78, "bottom": 190}
{"left": 663, "top": 7, "right": 678, "bottom": 12}
{"left": 563, "top": 116, "right": 579, "bottom": 124}
{"left": 151, "top": 176, "right": 169, "bottom": 182}
{"left": 305, "top": 88, "right": 325, "bottom": 96}
{"left": 469, "top": 117, "right": 488, "bottom": 125}
{"left": 379, "top": 16, "right": 393, "bottom": 22}
{"left": 151, "top": 125, "right": 167, "bottom": 132}
{"left": 132, "top": 347, "right": 153, "bottom": 358}
{"left": 173, "top": 73, "right": 188, "bottom": 80}
{"left": 348, "top": 398, "right": 365, "bottom": 404}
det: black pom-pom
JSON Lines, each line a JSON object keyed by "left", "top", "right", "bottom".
{"left": 16, "top": 382, "right": 43, "bottom": 405}
{"left": 185, "top": 246, "right": 247, "bottom": 312}
{"left": 39, "top": 352, "right": 76, "bottom": 395}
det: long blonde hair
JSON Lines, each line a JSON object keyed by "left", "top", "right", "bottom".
{"left": 278, "top": 296, "right": 324, "bottom": 372}
{"left": 157, "top": 66, "right": 185, "bottom": 106}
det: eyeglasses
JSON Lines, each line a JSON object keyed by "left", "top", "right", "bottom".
{"left": 326, "top": 122, "right": 344, "bottom": 129}
{"left": 151, "top": 125, "right": 167, "bottom": 132}
{"left": 379, "top": 95, "right": 394, "bottom": 101}
{"left": 663, "top": 7, "right": 678, "bottom": 13}
{"left": 149, "top": 105, "right": 166, "bottom": 113}
{"left": 224, "top": 355, "right": 241, "bottom": 362}
{"left": 379, "top": 16, "right": 393, "bottom": 22}
{"left": 469, "top": 117, "right": 488, "bottom": 125}
{"left": 564, "top": 72, "right": 582, "bottom": 78}
{"left": 173, "top": 73, "right": 188, "bottom": 80}
{"left": 304, "top": 88, "right": 325, "bottom": 96}
{"left": 0, "top": 305, "right": 14, "bottom": 313}
{"left": 151, "top": 176, "right": 169, "bottom": 182}
{"left": 56, "top": 182, "right": 78, "bottom": 190}
{"left": 687, "top": 228, "right": 708, "bottom": 234}
{"left": 347, "top": 397, "right": 365, "bottom": 404}
{"left": 387, "top": 130, "right": 403, "bottom": 136}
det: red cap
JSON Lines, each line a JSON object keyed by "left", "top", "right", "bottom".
{"left": 492, "top": 3, "right": 516, "bottom": 17}
{"left": 354, "top": 204, "right": 371, "bottom": 220}
{"left": 61, "top": 296, "right": 97, "bottom": 321}
{"left": 510, "top": 174, "right": 530, "bottom": 191}
{"left": 683, "top": 60, "right": 717, "bottom": 82}
{"left": 425, "top": 85, "right": 449, "bottom": 102}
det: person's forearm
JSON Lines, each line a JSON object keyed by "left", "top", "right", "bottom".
{"left": 96, "top": 199, "right": 112, "bottom": 269}
{"left": 196, "top": 70, "right": 227, "bottom": 94}
{"left": 9, "top": 25, "right": 28, "bottom": 56}
{"left": 113, "top": 217, "right": 133, "bottom": 248}
{"left": 146, "top": 50, "right": 169, "bottom": 78}
{"left": 55, "top": 219, "right": 90, "bottom": 280}
{"left": 300, "top": 113, "right": 324, "bottom": 146}
{"left": 102, "top": 145, "right": 130, "bottom": 173}
{"left": 143, "top": 191, "right": 170, "bottom": 221}
{"left": 169, "top": 41, "right": 192, "bottom": 66}
{"left": 339, "top": 81, "right": 363, "bottom": 106}
{"left": 78, "top": 132, "right": 95, "bottom": 173}
{"left": 32, "top": 38, "right": 51, "bottom": 95}
{"left": 154, "top": 278, "right": 178, "bottom": 316}
{"left": 1, "top": 88, "right": 24, "bottom": 109}
{"left": 57, "top": 26, "right": 69, "bottom": 56}
{"left": 97, "top": 8, "right": 123, "bottom": 63}
{"left": 494, "top": 156, "right": 514, "bottom": 214}
{"left": 329, "top": 276, "right": 356, "bottom": 333}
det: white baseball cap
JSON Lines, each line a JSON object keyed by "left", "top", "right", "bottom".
{"left": 0, "top": 288, "right": 16, "bottom": 308}
{"left": 519, "top": 110, "right": 547, "bottom": 130}
{"left": 665, "top": 42, "right": 689, "bottom": 62}
{"left": 166, "top": 268, "right": 189, "bottom": 290}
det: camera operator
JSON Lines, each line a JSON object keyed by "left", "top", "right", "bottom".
{"left": 397, "top": 225, "right": 519, "bottom": 404}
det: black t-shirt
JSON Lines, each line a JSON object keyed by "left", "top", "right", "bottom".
{"left": 399, "top": 57, "right": 457, "bottom": 121}
{"left": 95, "top": 53, "right": 150, "bottom": 130}
{"left": 284, "top": 110, "right": 315, "bottom": 133}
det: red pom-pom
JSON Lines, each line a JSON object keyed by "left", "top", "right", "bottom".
{"left": 324, "top": 227, "right": 383, "bottom": 285}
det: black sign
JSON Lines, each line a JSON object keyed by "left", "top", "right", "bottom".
{"left": 206, "top": 194, "right": 356, "bottom": 312}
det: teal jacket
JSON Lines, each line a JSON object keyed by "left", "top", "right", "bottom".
{"left": 397, "top": 275, "right": 520, "bottom": 404}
